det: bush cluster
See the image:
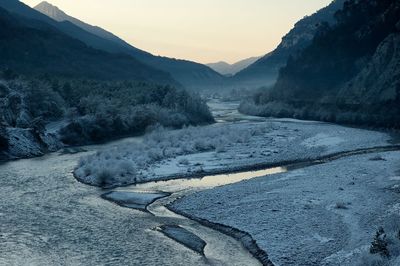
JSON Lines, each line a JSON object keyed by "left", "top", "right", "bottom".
{"left": 0, "top": 73, "right": 214, "bottom": 146}
{"left": 75, "top": 124, "right": 270, "bottom": 186}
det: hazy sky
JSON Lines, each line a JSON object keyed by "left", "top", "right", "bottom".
{"left": 21, "top": 0, "right": 332, "bottom": 64}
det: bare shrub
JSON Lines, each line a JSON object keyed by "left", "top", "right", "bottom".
{"left": 178, "top": 158, "right": 190, "bottom": 165}
{"left": 335, "top": 202, "right": 349, "bottom": 209}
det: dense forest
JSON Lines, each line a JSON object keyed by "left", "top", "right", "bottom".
{"left": 0, "top": 70, "right": 213, "bottom": 160}
{"left": 241, "top": 0, "right": 400, "bottom": 128}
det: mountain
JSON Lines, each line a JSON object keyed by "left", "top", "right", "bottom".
{"left": 207, "top": 56, "right": 261, "bottom": 76}
{"left": 0, "top": 6, "right": 176, "bottom": 84}
{"left": 25, "top": 0, "right": 226, "bottom": 90}
{"left": 233, "top": 0, "right": 347, "bottom": 89}
{"left": 0, "top": 0, "right": 135, "bottom": 56}
{"left": 34, "top": 1, "right": 132, "bottom": 49}
{"left": 243, "top": 0, "right": 400, "bottom": 128}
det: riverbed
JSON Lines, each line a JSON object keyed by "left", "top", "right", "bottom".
{"left": 1, "top": 100, "right": 399, "bottom": 266}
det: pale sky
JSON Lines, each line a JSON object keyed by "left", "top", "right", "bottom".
{"left": 21, "top": 0, "right": 332, "bottom": 64}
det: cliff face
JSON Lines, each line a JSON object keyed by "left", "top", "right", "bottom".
{"left": 338, "top": 33, "right": 400, "bottom": 106}
{"left": 248, "top": 0, "right": 400, "bottom": 128}
{"left": 335, "top": 32, "right": 400, "bottom": 126}
{"left": 0, "top": 81, "right": 61, "bottom": 160}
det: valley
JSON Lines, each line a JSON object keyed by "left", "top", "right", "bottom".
{"left": 1, "top": 101, "right": 399, "bottom": 265}
{"left": 1, "top": 0, "right": 400, "bottom": 265}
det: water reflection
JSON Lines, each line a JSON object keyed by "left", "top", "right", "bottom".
{"left": 131, "top": 167, "right": 287, "bottom": 193}
{"left": 190, "top": 167, "right": 287, "bottom": 188}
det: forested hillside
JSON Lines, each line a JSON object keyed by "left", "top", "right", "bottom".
{"left": 0, "top": 7, "right": 175, "bottom": 84}
{"left": 0, "top": 4, "right": 215, "bottom": 160}
{"left": 241, "top": 0, "right": 400, "bottom": 128}
{"left": 1, "top": 0, "right": 226, "bottom": 90}
{"left": 233, "top": 0, "right": 346, "bottom": 89}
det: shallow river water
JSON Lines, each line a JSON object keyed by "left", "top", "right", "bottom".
{"left": 0, "top": 101, "right": 273, "bottom": 266}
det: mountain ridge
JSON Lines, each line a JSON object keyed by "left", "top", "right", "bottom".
{"left": 34, "top": 1, "right": 133, "bottom": 48}
{"left": 207, "top": 56, "right": 262, "bottom": 76}
{"left": 26, "top": 0, "right": 226, "bottom": 90}
{"left": 0, "top": 5, "right": 177, "bottom": 84}
{"left": 233, "top": 0, "right": 347, "bottom": 89}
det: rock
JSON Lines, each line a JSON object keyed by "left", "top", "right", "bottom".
{"left": 6, "top": 127, "right": 45, "bottom": 158}
{"left": 158, "top": 225, "right": 206, "bottom": 255}
{"left": 101, "top": 191, "right": 170, "bottom": 211}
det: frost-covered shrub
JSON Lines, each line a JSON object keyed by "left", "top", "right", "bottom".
{"left": 370, "top": 227, "right": 390, "bottom": 257}
{"left": 178, "top": 158, "right": 190, "bottom": 165}
{"left": 74, "top": 124, "right": 271, "bottom": 186}
{"left": 369, "top": 155, "right": 386, "bottom": 161}
{"left": 385, "top": 216, "right": 400, "bottom": 259}
{"left": 358, "top": 218, "right": 400, "bottom": 266}
{"left": 238, "top": 101, "right": 265, "bottom": 116}
{"left": 335, "top": 201, "right": 349, "bottom": 209}
{"left": 97, "top": 169, "right": 114, "bottom": 187}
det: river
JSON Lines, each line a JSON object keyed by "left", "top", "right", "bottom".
{"left": 1, "top": 100, "right": 397, "bottom": 266}
{"left": 0, "top": 101, "right": 271, "bottom": 266}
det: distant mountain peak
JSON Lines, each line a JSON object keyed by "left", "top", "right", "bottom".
{"left": 34, "top": 1, "right": 67, "bottom": 22}
{"left": 207, "top": 56, "right": 261, "bottom": 76}
{"left": 35, "top": 1, "right": 55, "bottom": 8}
{"left": 33, "top": 1, "right": 133, "bottom": 48}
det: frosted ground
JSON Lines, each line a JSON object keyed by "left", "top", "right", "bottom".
{"left": 73, "top": 100, "right": 400, "bottom": 265}
{"left": 75, "top": 119, "right": 393, "bottom": 187}
{"left": 3, "top": 99, "right": 400, "bottom": 265}
{"left": 172, "top": 151, "right": 400, "bottom": 266}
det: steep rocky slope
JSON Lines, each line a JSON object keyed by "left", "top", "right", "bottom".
{"left": 243, "top": 0, "right": 400, "bottom": 128}
{"left": 337, "top": 32, "right": 400, "bottom": 120}
{"left": 233, "top": 0, "right": 346, "bottom": 89}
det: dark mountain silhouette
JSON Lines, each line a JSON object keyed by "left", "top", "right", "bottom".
{"left": 34, "top": 1, "right": 134, "bottom": 49}
{"left": 243, "top": 0, "right": 400, "bottom": 128}
{"left": 207, "top": 56, "right": 261, "bottom": 76}
{"left": 17, "top": 0, "right": 226, "bottom": 90}
{"left": 233, "top": 0, "right": 347, "bottom": 89}
{"left": 0, "top": 6, "right": 176, "bottom": 84}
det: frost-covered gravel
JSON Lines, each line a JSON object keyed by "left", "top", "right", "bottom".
{"left": 172, "top": 151, "right": 400, "bottom": 266}
{"left": 75, "top": 119, "right": 392, "bottom": 187}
